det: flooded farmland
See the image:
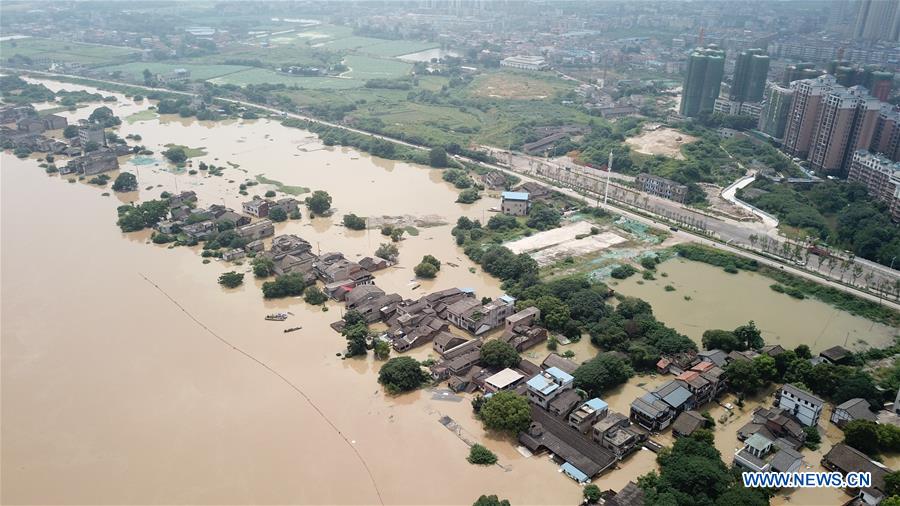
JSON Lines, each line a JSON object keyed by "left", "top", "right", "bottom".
{"left": 2, "top": 78, "right": 895, "bottom": 506}
{"left": 614, "top": 259, "right": 898, "bottom": 352}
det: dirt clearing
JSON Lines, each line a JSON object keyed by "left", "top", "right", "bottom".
{"left": 625, "top": 126, "right": 697, "bottom": 159}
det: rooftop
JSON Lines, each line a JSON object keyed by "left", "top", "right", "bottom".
{"left": 486, "top": 368, "right": 524, "bottom": 390}
{"left": 526, "top": 374, "right": 560, "bottom": 396}
{"left": 501, "top": 191, "right": 529, "bottom": 201}
{"left": 545, "top": 366, "right": 574, "bottom": 384}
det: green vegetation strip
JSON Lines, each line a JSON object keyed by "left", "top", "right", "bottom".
{"left": 163, "top": 143, "right": 207, "bottom": 158}
{"left": 673, "top": 243, "right": 900, "bottom": 326}
{"left": 126, "top": 109, "right": 159, "bottom": 124}
{"left": 254, "top": 175, "right": 309, "bottom": 196}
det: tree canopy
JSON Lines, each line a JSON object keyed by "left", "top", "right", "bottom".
{"left": 111, "top": 172, "right": 138, "bottom": 192}
{"left": 378, "top": 357, "right": 428, "bottom": 394}
{"left": 479, "top": 391, "right": 531, "bottom": 434}
{"left": 573, "top": 353, "right": 635, "bottom": 397}
{"left": 305, "top": 190, "right": 332, "bottom": 215}
{"left": 479, "top": 340, "right": 520, "bottom": 369}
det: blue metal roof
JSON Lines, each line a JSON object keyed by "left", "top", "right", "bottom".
{"left": 545, "top": 366, "right": 574, "bottom": 384}
{"left": 526, "top": 374, "right": 559, "bottom": 396}
{"left": 585, "top": 398, "right": 608, "bottom": 411}
{"left": 499, "top": 294, "right": 516, "bottom": 304}
{"left": 560, "top": 462, "right": 589, "bottom": 483}
{"left": 661, "top": 386, "right": 692, "bottom": 409}
{"left": 501, "top": 191, "right": 529, "bottom": 201}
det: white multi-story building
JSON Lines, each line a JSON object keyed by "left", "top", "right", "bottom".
{"left": 848, "top": 149, "right": 900, "bottom": 222}
{"left": 776, "top": 384, "right": 825, "bottom": 427}
{"left": 500, "top": 55, "right": 548, "bottom": 71}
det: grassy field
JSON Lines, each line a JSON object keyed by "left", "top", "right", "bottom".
{"left": 317, "top": 36, "right": 437, "bottom": 57}
{"left": 254, "top": 175, "right": 309, "bottom": 195}
{"left": 209, "top": 68, "right": 365, "bottom": 88}
{"left": 343, "top": 55, "right": 412, "bottom": 80}
{"left": 97, "top": 62, "right": 252, "bottom": 81}
{"left": 0, "top": 37, "right": 139, "bottom": 65}
{"left": 126, "top": 109, "right": 159, "bottom": 124}
{"left": 468, "top": 70, "right": 575, "bottom": 100}
{"left": 294, "top": 25, "right": 355, "bottom": 41}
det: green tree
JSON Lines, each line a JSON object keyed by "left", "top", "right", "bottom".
{"left": 63, "top": 124, "right": 78, "bottom": 139}
{"left": 843, "top": 419, "right": 880, "bottom": 455}
{"left": 83, "top": 140, "right": 100, "bottom": 152}
{"left": 342, "top": 320, "right": 369, "bottom": 357}
{"left": 734, "top": 321, "right": 764, "bottom": 350}
{"left": 344, "top": 310, "right": 366, "bottom": 327}
{"left": 532, "top": 295, "right": 570, "bottom": 331}
{"left": 268, "top": 207, "right": 288, "bottom": 222}
{"left": 264, "top": 190, "right": 276, "bottom": 198}
{"left": 390, "top": 228, "right": 404, "bottom": 242}
{"left": 374, "top": 339, "right": 391, "bottom": 360}
{"left": 794, "top": 344, "right": 812, "bottom": 359}
{"left": 472, "top": 495, "right": 510, "bottom": 506}
{"left": 252, "top": 257, "right": 275, "bottom": 277}
{"left": 421, "top": 255, "right": 441, "bottom": 270}
{"left": 343, "top": 213, "right": 366, "bottom": 230}
{"left": 884, "top": 471, "right": 900, "bottom": 497}
{"left": 526, "top": 203, "right": 561, "bottom": 231}
{"left": 429, "top": 146, "right": 448, "bottom": 168}
{"left": 725, "top": 359, "right": 764, "bottom": 395}
{"left": 467, "top": 444, "right": 497, "bottom": 465}
{"left": 583, "top": 484, "right": 601, "bottom": 504}
{"left": 378, "top": 357, "right": 428, "bottom": 394}
{"left": 111, "top": 172, "right": 138, "bottom": 192}
{"left": 261, "top": 273, "right": 306, "bottom": 298}
{"left": 375, "top": 242, "right": 399, "bottom": 261}
{"left": 754, "top": 354, "right": 778, "bottom": 383}
{"left": 701, "top": 329, "right": 742, "bottom": 352}
{"left": 573, "top": 353, "right": 635, "bottom": 397}
{"left": 479, "top": 391, "right": 531, "bottom": 434}
{"left": 163, "top": 146, "right": 187, "bottom": 164}
{"left": 305, "top": 190, "right": 332, "bottom": 215}
{"left": 803, "top": 426, "right": 821, "bottom": 449}
{"left": 414, "top": 261, "right": 438, "bottom": 278}
{"left": 303, "top": 285, "right": 327, "bottom": 305}
{"left": 218, "top": 271, "right": 244, "bottom": 288}
{"left": 479, "top": 340, "right": 520, "bottom": 369}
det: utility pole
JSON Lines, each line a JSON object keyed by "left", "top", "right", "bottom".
{"left": 603, "top": 150, "right": 612, "bottom": 205}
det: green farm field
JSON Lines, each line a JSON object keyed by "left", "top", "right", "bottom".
{"left": 208, "top": 68, "right": 364, "bottom": 88}
{"left": 0, "top": 37, "right": 139, "bottom": 65}
{"left": 97, "top": 62, "right": 252, "bottom": 81}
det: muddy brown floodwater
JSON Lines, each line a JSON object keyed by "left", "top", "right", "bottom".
{"left": 614, "top": 259, "right": 898, "bottom": 352}
{"left": 2, "top": 80, "right": 584, "bottom": 505}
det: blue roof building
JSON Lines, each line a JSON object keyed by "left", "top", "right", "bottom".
{"left": 561, "top": 462, "right": 589, "bottom": 483}
{"left": 501, "top": 191, "right": 530, "bottom": 201}
{"left": 526, "top": 368, "right": 575, "bottom": 409}
{"left": 569, "top": 397, "right": 610, "bottom": 433}
{"left": 500, "top": 191, "right": 531, "bottom": 216}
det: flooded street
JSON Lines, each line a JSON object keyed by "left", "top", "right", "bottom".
{"left": 614, "top": 259, "right": 898, "bottom": 352}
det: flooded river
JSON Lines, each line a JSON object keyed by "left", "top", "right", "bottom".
{"left": 2, "top": 78, "right": 890, "bottom": 506}
{"left": 614, "top": 259, "right": 898, "bottom": 352}
{"left": 1, "top": 80, "right": 584, "bottom": 505}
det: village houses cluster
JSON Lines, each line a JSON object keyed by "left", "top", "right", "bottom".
{"left": 1, "top": 103, "right": 129, "bottom": 176}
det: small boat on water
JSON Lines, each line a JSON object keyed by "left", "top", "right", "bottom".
{"left": 265, "top": 312, "right": 288, "bottom": 321}
{"left": 284, "top": 327, "right": 302, "bottom": 333}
